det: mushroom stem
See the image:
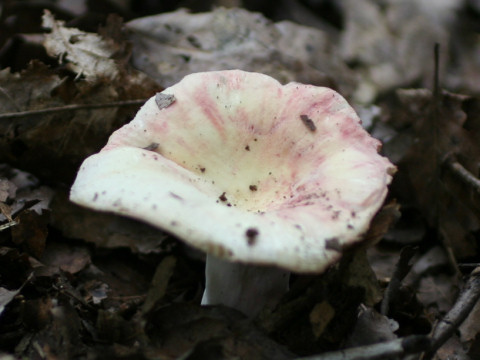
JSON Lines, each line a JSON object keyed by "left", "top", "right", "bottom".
{"left": 201, "top": 254, "right": 290, "bottom": 317}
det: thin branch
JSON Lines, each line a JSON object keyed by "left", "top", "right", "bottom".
{"left": 433, "top": 43, "right": 440, "bottom": 100}
{"left": 458, "top": 263, "right": 480, "bottom": 268}
{"left": 381, "top": 246, "right": 417, "bottom": 316}
{"left": 0, "top": 220, "right": 17, "bottom": 231}
{"left": 0, "top": 99, "right": 147, "bottom": 120}
{"left": 423, "top": 268, "right": 480, "bottom": 359}
{"left": 443, "top": 156, "right": 480, "bottom": 195}
{"left": 294, "top": 335, "right": 430, "bottom": 360}
{"left": 432, "top": 43, "right": 441, "bottom": 228}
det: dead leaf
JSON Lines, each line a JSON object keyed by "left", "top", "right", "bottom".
{"left": 433, "top": 335, "right": 471, "bottom": 360}
{"left": 0, "top": 15, "right": 160, "bottom": 183}
{"left": 126, "top": 7, "right": 355, "bottom": 94}
{"left": 42, "top": 10, "right": 119, "bottom": 80}
{"left": 20, "top": 297, "right": 53, "bottom": 330}
{"left": 416, "top": 274, "right": 458, "bottom": 316}
{"left": 0, "top": 287, "right": 21, "bottom": 316}
{"left": 40, "top": 242, "right": 91, "bottom": 274}
{"left": 0, "top": 202, "right": 14, "bottom": 223}
{"left": 50, "top": 190, "right": 173, "bottom": 254}
{"left": 96, "top": 309, "right": 141, "bottom": 345}
{"left": 0, "top": 62, "right": 159, "bottom": 182}
{"left": 344, "top": 306, "right": 398, "bottom": 348}
{"left": 0, "top": 179, "right": 15, "bottom": 202}
{"left": 145, "top": 303, "right": 295, "bottom": 359}
{"left": 309, "top": 301, "right": 335, "bottom": 339}
{"left": 0, "top": 247, "right": 33, "bottom": 289}
{"left": 391, "top": 89, "right": 480, "bottom": 259}
{"left": 22, "top": 303, "right": 85, "bottom": 359}
{"left": 344, "top": 249, "right": 383, "bottom": 307}
{"left": 0, "top": 271, "right": 32, "bottom": 316}
{"left": 142, "top": 256, "right": 177, "bottom": 314}
{"left": 11, "top": 210, "right": 49, "bottom": 259}
{"left": 459, "top": 298, "right": 480, "bottom": 343}
{"left": 339, "top": 0, "right": 458, "bottom": 101}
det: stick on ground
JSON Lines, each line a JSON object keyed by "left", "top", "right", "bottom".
{"left": 423, "top": 267, "right": 480, "bottom": 359}
{"left": 294, "top": 335, "right": 430, "bottom": 360}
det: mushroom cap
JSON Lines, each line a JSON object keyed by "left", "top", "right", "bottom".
{"left": 70, "top": 70, "right": 395, "bottom": 273}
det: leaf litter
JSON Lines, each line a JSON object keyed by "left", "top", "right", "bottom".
{"left": 1, "top": 1, "right": 480, "bottom": 359}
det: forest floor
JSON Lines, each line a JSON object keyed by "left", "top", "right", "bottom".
{"left": 1, "top": 1, "right": 480, "bottom": 359}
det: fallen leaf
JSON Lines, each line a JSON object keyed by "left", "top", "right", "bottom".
{"left": 42, "top": 10, "right": 119, "bottom": 80}
{"left": 126, "top": 7, "right": 355, "bottom": 94}
{"left": 146, "top": 303, "right": 295, "bottom": 359}
{"left": 344, "top": 306, "right": 398, "bottom": 348}
{"left": 0, "top": 287, "right": 21, "bottom": 316}
{"left": 309, "top": 301, "right": 335, "bottom": 339}
{"left": 339, "top": 0, "right": 458, "bottom": 101}
{"left": 391, "top": 89, "right": 480, "bottom": 260}
{"left": 416, "top": 274, "right": 458, "bottom": 316}
{"left": 12, "top": 210, "right": 50, "bottom": 259}
{"left": 50, "top": 190, "right": 173, "bottom": 254}
{"left": 40, "top": 242, "right": 91, "bottom": 274}
{"left": 142, "top": 255, "right": 177, "bottom": 314}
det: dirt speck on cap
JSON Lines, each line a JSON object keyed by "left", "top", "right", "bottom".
{"left": 246, "top": 227, "right": 259, "bottom": 246}
{"left": 143, "top": 143, "right": 159, "bottom": 151}
{"left": 219, "top": 192, "right": 227, "bottom": 202}
{"left": 300, "top": 114, "right": 316, "bottom": 132}
{"left": 325, "top": 237, "right": 342, "bottom": 252}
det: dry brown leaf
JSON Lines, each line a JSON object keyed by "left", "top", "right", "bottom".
{"left": 0, "top": 12, "right": 160, "bottom": 183}
{"left": 416, "top": 274, "right": 458, "bottom": 316}
{"left": 309, "top": 301, "right": 335, "bottom": 339}
{"left": 145, "top": 303, "right": 295, "bottom": 359}
{"left": 0, "top": 287, "right": 21, "bottom": 316}
{"left": 344, "top": 306, "right": 398, "bottom": 348}
{"left": 126, "top": 7, "right": 355, "bottom": 94}
{"left": 459, "top": 299, "right": 480, "bottom": 343}
{"left": 42, "top": 10, "right": 119, "bottom": 80}
{"left": 11, "top": 210, "right": 49, "bottom": 259}
{"left": 0, "top": 62, "right": 159, "bottom": 183}
{"left": 50, "top": 190, "right": 172, "bottom": 254}
{"left": 392, "top": 89, "right": 480, "bottom": 259}
{"left": 40, "top": 242, "right": 91, "bottom": 274}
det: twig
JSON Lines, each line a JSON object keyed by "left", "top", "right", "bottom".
{"left": 0, "top": 220, "right": 18, "bottom": 231}
{"left": 381, "top": 246, "right": 417, "bottom": 316}
{"left": 443, "top": 155, "right": 480, "bottom": 196}
{"left": 433, "top": 43, "right": 440, "bottom": 100}
{"left": 294, "top": 335, "right": 430, "bottom": 360}
{"left": 458, "top": 263, "right": 480, "bottom": 268}
{"left": 423, "top": 268, "right": 480, "bottom": 359}
{"left": 431, "top": 44, "right": 462, "bottom": 277}
{"left": 431, "top": 43, "right": 441, "bottom": 228}
{"left": 0, "top": 99, "right": 147, "bottom": 119}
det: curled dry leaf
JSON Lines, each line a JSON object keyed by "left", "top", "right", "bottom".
{"left": 42, "top": 10, "right": 119, "bottom": 80}
{"left": 0, "top": 62, "right": 159, "bottom": 183}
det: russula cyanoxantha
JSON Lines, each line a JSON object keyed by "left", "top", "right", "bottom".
{"left": 70, "top": 70, "right": 395, "bottom": 317}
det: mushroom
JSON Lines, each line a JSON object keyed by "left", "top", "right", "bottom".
{"left": 70, "top": 70, "right": 395, "bottom": 317}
